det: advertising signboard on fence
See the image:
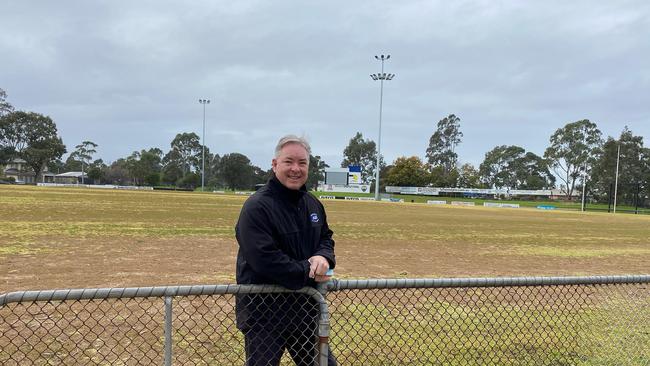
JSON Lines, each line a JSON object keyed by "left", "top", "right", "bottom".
{"left": 451, "top": 201, "right": 475, "bottom": 206}
{"left": 319, "top": 184, "right": 370, "bottom": 193}
{"left": 484, "top": 202, "right": 520, "bottom": 208}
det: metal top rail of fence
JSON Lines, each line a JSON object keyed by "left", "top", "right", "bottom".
{"left": 327, "top": 274, "right": 650, "bottom": 290}
{"left": 0, "top": 283, "right": 326, "bottom": 306}
{"left": 1, "top": 274, "right": 649, "bottom": 365}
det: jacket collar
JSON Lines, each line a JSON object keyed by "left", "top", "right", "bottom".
{"left": 268, "top": 174, "right": 307, "bottom": 204}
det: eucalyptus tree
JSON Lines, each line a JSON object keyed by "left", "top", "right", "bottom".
{"left": 544, "top": 120, "right": 602, "bottom": 199}
{"left": 1, "top": 111, "right": 66, "bottom": 180}
{"left": 69, "top": 141, "right": 98, "bottom": 184}
{"left": 457, "top": 163, "right": 483, "bottom": 188}
{"left": 590, "top": 127, "right": 649, "bottom": 205}
{"left": 220, "top": 152, "right": 255, "bottom": 190}
{"left": 0, "top": 88, "right": 13, "bottom": 117}
{"left": 341, "top": 132, "right": 384, "bottom": 184}
{"left": 307, "top": 155, "right": 329, "bottom": 191}
{"left": 479, "top": 145, "right": 526, "bottom": 189}
{"left": 425, "top": 114, "right": 463, "bottom": 173}
{"left": 385, "top": 156, "right": 429, "bottom": 187}
{"left": 163, "top": 132, "right": 202, "bottom": 176}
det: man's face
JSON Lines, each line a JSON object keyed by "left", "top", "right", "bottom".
{"left": 272, "top": 142, "right": 309, "bottom": 190}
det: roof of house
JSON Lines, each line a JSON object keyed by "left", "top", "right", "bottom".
{"left": 3, "top": 168, "right": 34, "bottom": 176}
{"left": 55, "top": 171, "right": 87, "bottom": 178}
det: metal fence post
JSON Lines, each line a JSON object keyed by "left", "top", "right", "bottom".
{"left": 316, "top": 282, "right": 330, "bottom": 366}
{"left": 164, "top": 296, "right": 172, "bottom": 366}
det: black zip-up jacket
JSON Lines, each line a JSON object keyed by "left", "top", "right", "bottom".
{"left": 235, "top": 176, "right": 336, "bottom": 290}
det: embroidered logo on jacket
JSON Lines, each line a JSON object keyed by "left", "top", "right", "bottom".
{"left": 310, "top": 213, "right": 319, "bottom": 223}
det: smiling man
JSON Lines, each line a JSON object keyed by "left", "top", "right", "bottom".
{"left": 235, "top": 134, "right": 337, "bottom": 366}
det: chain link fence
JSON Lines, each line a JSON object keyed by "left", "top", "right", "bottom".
{"left": 327, "top": 276, "right": 649, "bottom": 365}
{"left": 1, "top": 275, "right": 648, "bottom": 365}
{"left": 0, "top": 285, "right": 329, "bottom": 365}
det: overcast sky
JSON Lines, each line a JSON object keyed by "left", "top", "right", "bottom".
{"left": 2, "top": 1, "right": 649, "bottom": 170}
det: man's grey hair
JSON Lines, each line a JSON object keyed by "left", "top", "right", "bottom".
{"left": 274, "top": 135, "right": 311, "bottom": 157}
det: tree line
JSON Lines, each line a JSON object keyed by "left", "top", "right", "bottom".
{"left": 2, "top": 87, "right": 649, "bottom": 202}
{"left": 0, "top": 87, "right": 328, "bottom": 190}
{"left": 341, "top": 114, "right": 649, "bottom": 204}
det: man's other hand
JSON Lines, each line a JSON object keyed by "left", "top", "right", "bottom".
{"left": 307, "top": 255, "right": 330, "bottom": 282}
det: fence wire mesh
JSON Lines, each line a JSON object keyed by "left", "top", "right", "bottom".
{"left": 0, "top": 297, "right": 164, "bottom": 365}
{"left": 1, "top": 276, "right": 648, "bottom": 366}
{"left": 0, "top": 289, "right": 324, "bottom": 366}
{"left": 327, "top": 283, "right": 649, "bottom": 365}
{"left": 172, "top": 293, "right": 323, "bottom": 366}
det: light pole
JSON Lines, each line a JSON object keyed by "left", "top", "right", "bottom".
{"left": 370, "top": 54, "right": 395, "bottom": 201}
{"left": 199, "top": 98, "right": 210, "bottom": 192}
{"left": 613, "top": 142, "right": 621, "bottom": 213}
{"left": 580, "top": 161, "right": 587, "bottom": 212}
{"left": 580, "top": 130, "right": 588, "bottom": 212}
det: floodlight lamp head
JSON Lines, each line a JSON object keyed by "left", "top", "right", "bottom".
{"left": 386, "top": 55, "right": 390, "bottom": 59}
{"left": 375, "top": 55, "right": 379, "bottom": 60}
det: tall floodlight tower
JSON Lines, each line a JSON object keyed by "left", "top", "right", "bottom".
{"left": 370, "top": 54, "right": 395, "bottom": 201}
{"left": 613, "top": 143, "right": 621, "bottom": 213}
{"left": 581, "top": 130, "right": 588, "bottom": 212}
{"left": 199, "top": 99, "right": 210, "bottom": 191}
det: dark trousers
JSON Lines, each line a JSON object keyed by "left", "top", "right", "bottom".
{"left": 243, "top": 322, "right": 337, "bottom": 366}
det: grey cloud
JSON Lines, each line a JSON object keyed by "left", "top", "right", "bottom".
{"left": 1, "top": 0, "right": 648, "bottom": 170}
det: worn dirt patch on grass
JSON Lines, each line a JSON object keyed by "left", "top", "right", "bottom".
{"left": 0, "top": 237, "right": 237, "bottom": 292}
{"left": 1, "top": 186, "right": 649, "bottom": 293}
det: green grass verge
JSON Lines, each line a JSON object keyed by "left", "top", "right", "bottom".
{"left": 313, "top": 190, "right": 647, "bottom": 212}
